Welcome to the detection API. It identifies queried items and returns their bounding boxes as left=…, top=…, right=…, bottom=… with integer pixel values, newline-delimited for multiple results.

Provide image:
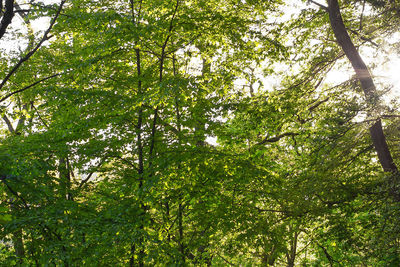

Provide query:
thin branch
left=343, top=144, right=374, bottom=169
left=14, top=1, right=29, bottom=19
left=116, top=156, right=139, bottom=172
left=308, top=97, right=330, bottom=112
left=359, top=0, right=366, bottom=31
left=0, top=73, right=61, bottom=104
left=257, top=132, right=299, bottom=145
left=78, top=172, right=94, bottom=189
left=149, top=108, right=159, bottom=159
left=215, top=252, right=235, bottom=266
left=14, top=103, right=28, bottom=133
left=164, top=33, right=201, bottom=57
left=308, top=0, right=328, bottom=11
left=254, top=206, right=287, bottom=213
left=0, top=176, right=29, bottom=209
left=78, top=158, right=107, bottom=188
left=317, top=243, right=338, bottom=266
left=349, top=29, right=379, bottom=47
left=286, top=52, right=345, bottom=93
left=381, top=114, right=400, bottom=119
left=158, top=0, right=179, bottom=81
left=31, top=103, right=49, bottom=128
left=158, top=117, right=179, bottom=136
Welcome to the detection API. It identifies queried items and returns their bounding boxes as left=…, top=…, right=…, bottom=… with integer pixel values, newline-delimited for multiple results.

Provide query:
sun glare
left=385, top=57, right=400, bottom=97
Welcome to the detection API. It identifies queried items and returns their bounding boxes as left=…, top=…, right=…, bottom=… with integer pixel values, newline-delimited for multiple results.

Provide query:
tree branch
left=78, top=158, right=107, bottom=188
left=359, top=0, right=366, bottom=31
left=349, top=29, right=378, bottom=47
left=317, top=243, right=336, bottom=267
left=14, top=1, right=29, bottom=19
left=0, top=73, right=61, bottom=104
left=1, top=176, right=29, bottom=209
left=2, top=114, right=14, bottom=132
left=31, top=103, right=49, bottom=128
left=308, top=0, right=328, bottom=11
left=0, top=0, right=66, bottom=91
left=257, top=132, right=299, bottom=145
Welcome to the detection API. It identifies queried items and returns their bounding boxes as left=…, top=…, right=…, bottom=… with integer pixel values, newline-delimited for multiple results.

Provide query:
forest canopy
left=0, top=0, right=400, bottom=266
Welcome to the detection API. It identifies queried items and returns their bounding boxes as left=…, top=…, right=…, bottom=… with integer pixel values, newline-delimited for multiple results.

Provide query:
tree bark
left=327, top=0, right=398, bottom=173
left=286, top=229, right=298, bottom=267
left=11, top=201, right=25, bottom=264
left=12, top=228, right=25, bottom=263
left=0, top=0, right=14, bottom=40
left=58, top=157, right=71, bottom=200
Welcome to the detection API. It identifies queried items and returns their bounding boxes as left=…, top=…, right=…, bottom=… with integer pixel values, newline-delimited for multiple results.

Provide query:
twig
left=0, top=73, right=61, bottom=104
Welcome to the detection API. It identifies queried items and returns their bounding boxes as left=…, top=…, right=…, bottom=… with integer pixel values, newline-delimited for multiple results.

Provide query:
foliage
left=0, top=0, right=399, bottom=266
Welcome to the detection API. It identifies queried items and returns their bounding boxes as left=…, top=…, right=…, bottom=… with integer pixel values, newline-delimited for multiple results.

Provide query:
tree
left=1, top=0, right=399, bottom=265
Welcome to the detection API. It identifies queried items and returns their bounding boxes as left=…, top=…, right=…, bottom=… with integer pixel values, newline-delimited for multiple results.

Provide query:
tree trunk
left=0, top=0, right=15, bottom=40
left=327, top=0, right=398, bottom=174
left=12, top=228, right=25, bottom=263
left=58, top=157, right=71, bottom=200
left=286, top=229, right=298, bottom=267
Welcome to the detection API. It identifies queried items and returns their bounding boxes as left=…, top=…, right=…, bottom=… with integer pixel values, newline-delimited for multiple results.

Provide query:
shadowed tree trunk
left=11, top=202, right=25, bottom=264
left=0, top=0, right=15, bottom=39
left=327, top=0, right=398, bottom=174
